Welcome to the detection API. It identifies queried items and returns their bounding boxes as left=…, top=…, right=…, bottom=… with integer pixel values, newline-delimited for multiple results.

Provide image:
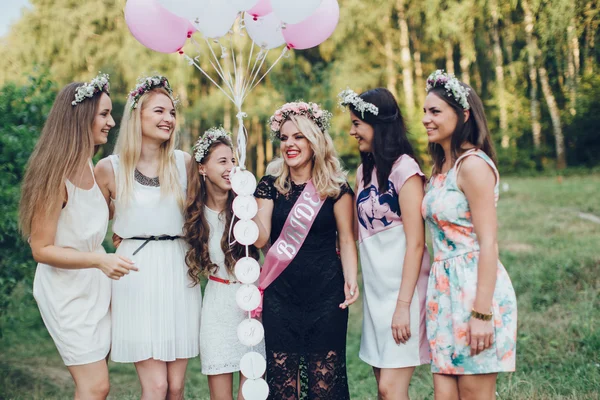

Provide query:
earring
left=202, top=174, right=206, bottom=182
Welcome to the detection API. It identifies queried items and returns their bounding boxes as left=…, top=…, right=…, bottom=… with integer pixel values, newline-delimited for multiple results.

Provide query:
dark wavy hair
left=183, top=137, right=255, bottom=285
left=427, top=82, right=496, bottom=175
left=350, top=87, right=419, bottom=191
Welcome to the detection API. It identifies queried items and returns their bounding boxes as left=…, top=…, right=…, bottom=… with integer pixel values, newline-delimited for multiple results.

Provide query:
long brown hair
left=427, top=83, right=497, bottom=175
left=183, top=137, right=252, bottom=285
left=19, top=82, right=107, bottom=237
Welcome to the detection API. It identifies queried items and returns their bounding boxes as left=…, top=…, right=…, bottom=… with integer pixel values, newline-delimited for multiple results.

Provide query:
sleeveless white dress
left=109, top=150, right=201, bottom=363
left=33, top=161, right=111, bottom=366
left=200, top=207, right=265, bottom=375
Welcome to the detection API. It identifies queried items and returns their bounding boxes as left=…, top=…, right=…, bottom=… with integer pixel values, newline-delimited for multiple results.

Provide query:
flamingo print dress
left=356, top=155, right=431, bottom=368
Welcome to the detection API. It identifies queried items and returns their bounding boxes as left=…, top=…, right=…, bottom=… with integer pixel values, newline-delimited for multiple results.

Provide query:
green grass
left=1, top=175, right=599, bottom=399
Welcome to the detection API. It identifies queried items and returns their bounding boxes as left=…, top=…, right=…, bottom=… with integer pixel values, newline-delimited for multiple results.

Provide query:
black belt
left=128, top=235, right=182, bottom=255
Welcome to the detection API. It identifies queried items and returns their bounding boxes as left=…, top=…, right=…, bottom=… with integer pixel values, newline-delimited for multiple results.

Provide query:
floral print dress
left=421, top=149, right=517, bottom=375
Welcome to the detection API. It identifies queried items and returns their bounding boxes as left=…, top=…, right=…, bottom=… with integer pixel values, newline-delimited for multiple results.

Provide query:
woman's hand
left=391, top=302, right=411, bottom=344
left=467, top=317, right=494, bottom=356
left=97, top=253, right=137, bottom=280
left=112, top=233, right=122, bottom=248
left=339, top=281, right=359, bottom=309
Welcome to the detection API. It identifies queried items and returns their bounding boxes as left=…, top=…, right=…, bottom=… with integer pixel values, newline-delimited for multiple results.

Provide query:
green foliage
left=565, top=74, right=600, bottom=167
left=0, top=72, right=57, bottom=334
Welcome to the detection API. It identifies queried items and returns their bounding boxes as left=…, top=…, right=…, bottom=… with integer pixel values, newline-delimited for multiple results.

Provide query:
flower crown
left=72, top=73, right=110, bottom=106
left=268, top=101, right=332, bottom=139
left=193, top=127, right=231, bottom=163
left=338, top=88, right=379, bottom=118
left=128, top=75, right=174, bottom=110
left=426, top=70, right=471, bottom=110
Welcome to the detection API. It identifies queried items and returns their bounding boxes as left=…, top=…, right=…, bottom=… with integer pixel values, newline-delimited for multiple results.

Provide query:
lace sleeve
left=334, top=182, right=354, bottom=202
left=254, top=175, right=276, bottom=200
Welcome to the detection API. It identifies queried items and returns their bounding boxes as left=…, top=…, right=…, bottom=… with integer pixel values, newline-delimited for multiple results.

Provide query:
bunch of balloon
left=229, top=167, right=268, bottom=400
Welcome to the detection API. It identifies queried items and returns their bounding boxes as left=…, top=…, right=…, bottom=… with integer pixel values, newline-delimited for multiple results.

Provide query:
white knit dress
left=109, top=150, right=201, bottom=363
left=33, top=161, right=111, bottom=366
left=200, top=206, right=265, bottom=375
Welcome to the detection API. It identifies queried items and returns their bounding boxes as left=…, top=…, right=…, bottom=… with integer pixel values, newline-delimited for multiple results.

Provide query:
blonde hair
left=19, top=82, right=102, bottom=237
left=268, top=115, right=346, bottom=199
left=113, top=88, right=184, bottom=208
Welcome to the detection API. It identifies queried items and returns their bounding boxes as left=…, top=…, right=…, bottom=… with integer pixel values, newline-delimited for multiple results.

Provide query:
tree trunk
left=490, top=0, right=509, bottom=148
left=383, top=13, right=398, bottom=99
left=265, top=134, right=274, bottom=164
left=410, top=30, right=425, bottom=108
left=445, top=42, right=455, bottom=75
left=539, top=67, right=566, bottom=169
left=396, top=0, right=415, bottom=118
left=177, top=83, right=191, bottom=152
left=583, top=1, right=595, bottom=75
left=224, top=101, right=232, bottom=132
left=459, top=41, right=471, bottom=85
left=255, top=116, right=265, bottom=177
left=522, top=0, right=542, bottom=149
left=567, top=22, right=577, bottom=115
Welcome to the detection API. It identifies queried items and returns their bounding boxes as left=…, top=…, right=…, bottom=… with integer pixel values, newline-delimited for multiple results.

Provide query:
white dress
left=109, top=150, right=201, bottom=363
left=200, top=206, right=265, bottom=375
left=33, top=161, right=111, bottom=366
left=356, top=156, right=431, bottom=368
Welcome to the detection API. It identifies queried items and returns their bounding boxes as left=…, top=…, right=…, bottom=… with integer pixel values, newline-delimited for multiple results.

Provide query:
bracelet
left=397, top=299, right=411, bottom=305
left=471, top=309, right=493, bottom=321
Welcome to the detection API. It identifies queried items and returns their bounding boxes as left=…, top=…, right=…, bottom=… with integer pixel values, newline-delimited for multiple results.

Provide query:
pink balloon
left=246, top=0, right=272, bottom=19
left=125, top=0, right=189, bottom=53
left=282, top=0, right=339, bottom=50
left=187, top=20, right=197, bottom=37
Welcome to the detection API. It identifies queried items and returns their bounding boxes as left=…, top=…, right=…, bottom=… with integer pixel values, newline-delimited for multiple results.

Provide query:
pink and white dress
left=357, top=155, right=430, bottom=368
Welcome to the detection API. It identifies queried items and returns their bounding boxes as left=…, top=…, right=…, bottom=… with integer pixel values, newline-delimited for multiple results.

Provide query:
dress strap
left=108, top=154, right=120, bottom=180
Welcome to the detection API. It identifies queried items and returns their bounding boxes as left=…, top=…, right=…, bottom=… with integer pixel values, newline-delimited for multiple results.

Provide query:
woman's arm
left=392, top=175, right=426, bottom=344
left=334, top=192, right=359, bottom=308
left=94, top=158, right=116, bottom=219
left=457, top=155, right=498, bottom=355
left=253, top=197, right=274, bottom=249
left=29, top=184, right=136, bottom=279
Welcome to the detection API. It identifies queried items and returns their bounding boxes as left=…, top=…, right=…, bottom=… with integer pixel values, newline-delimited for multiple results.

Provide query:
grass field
left=1, top=174, right=599, bottom=399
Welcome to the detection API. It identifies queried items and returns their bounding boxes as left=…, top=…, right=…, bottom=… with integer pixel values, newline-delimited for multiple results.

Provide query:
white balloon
left=271, top=0, right=322, bottom=24
left=190, top=0, right=239, bottom=38
left=234, top=257, right=261, bottom=284
left=236, top=284, right=261, bottom=311
left=229, top=0, right=260, bottom=11
left=233, top=220, right=259, bottom=246
left=233, top=195, right=258, bottom=220
left=230, top=169, right=257, bottom=196
left=155, top=0, right=198, bottom=19
left=242, top=378, right=269, bottom=400
left=240, top=352, right=267, bottom=379
left=243, top=12, right=285, bottom=50
left=237, top=319, right=264, bottom=347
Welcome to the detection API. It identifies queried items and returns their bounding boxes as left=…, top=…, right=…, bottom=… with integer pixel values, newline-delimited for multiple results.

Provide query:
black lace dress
left=255, top=176, right=353, bottom=400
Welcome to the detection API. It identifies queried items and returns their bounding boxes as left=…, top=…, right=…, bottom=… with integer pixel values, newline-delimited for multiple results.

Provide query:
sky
left=0, top=0, right=31, bottom=37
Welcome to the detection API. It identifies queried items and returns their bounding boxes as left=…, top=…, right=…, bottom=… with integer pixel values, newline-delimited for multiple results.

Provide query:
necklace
left=135, top=169, right=160, bottom=187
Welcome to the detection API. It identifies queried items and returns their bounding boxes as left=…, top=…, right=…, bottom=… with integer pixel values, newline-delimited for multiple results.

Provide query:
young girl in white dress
left=20, top=74, right=136, bottom=399
left=183, top=127, right=265, bottom=400
left=95, top=76, right=201, bottom=399
left=340, top=87, right=430, bottom=400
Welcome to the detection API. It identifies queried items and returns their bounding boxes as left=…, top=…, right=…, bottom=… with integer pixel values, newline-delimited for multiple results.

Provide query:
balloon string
left=246, top=46, right=288, bottom=98
left=183, top=54, right=235, bottom=103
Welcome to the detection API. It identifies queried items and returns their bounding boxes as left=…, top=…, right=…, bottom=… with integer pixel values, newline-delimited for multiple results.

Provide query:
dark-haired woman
left=340, top=88, right=430, bottom=400
left=421, top=70, right=517, bottom=399
left=183, top=128, right=264, bottom=400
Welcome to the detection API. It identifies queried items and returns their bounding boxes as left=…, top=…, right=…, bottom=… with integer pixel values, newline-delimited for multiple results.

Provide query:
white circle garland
left=230, top=166, right=269, bottom=400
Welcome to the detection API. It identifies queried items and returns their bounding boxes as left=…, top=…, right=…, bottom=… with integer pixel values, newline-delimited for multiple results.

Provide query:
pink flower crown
left=268, top=101, right=332, bottom=139
left=128, top=75, right=175, bottom=110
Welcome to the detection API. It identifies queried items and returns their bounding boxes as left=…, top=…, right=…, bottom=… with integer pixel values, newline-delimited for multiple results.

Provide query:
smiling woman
left=94, top=75, right=201, bottom=400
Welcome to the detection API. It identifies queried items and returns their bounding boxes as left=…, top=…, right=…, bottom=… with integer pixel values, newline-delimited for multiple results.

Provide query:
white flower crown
left=72, top=73, right=110, bottom=106
left=426, top=70, right=471, bottom=110
left=338, top=88, right=379, bottom=118
left=193, top=127, right=231, bottom=163
left=128, top=75, right=175, bottom=110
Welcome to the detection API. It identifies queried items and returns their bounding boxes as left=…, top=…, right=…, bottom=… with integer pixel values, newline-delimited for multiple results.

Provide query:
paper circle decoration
left=233, top=195, right=258, bottom=220
left=236, top=284, right=261, bottom=311
left=231, top=169, right=257, bottom=196
left=240, top=351, right=267, bottom=379
left=242, top=378, right=269, bottom=400
left=234, top=257, right=261, bottom=284
left=234, top=220, right=259, bottom=246
left=237, top=318, right=264, bottom=347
